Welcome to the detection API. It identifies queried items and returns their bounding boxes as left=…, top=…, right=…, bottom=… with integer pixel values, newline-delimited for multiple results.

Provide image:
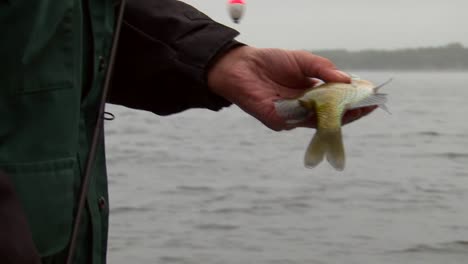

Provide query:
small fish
left=275, top=77, right=392, bottom=171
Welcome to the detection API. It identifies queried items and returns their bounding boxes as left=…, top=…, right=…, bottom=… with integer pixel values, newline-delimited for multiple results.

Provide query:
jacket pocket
left=20, top=0, right=75, bottom=94
left=0, top=158, right=77, bottom=257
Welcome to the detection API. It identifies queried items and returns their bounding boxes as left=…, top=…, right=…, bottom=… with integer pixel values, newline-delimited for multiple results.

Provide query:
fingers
left=321, top=69, right=351, bottom=84
left=342, top=109, right=363, bottom=125
left=293, top=51, right=351, bottom=83
left=360, top=105, right=378, bottom=116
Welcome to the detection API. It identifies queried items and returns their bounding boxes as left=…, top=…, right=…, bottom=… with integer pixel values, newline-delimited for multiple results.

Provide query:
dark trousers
left=0, top=170, right=41, bottom=264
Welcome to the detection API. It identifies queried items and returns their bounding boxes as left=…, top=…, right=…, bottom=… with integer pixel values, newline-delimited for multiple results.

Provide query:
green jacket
left=0, top=0, right=238, bottom=263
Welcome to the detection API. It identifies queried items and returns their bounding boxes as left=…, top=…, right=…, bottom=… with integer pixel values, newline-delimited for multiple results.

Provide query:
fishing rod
left=65, top=0, right=127, bottom=263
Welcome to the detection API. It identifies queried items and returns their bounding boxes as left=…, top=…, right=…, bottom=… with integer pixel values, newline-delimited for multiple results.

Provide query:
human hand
left=207, top=46, right=376, bottom=131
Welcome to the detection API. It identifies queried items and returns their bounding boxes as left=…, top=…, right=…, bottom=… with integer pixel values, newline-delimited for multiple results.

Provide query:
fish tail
left=305, top=128, right=345, bottom=171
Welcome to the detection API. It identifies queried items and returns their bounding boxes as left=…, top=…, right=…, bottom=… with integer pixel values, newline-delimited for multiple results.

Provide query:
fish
left=274, top=77, right=392, bottom=171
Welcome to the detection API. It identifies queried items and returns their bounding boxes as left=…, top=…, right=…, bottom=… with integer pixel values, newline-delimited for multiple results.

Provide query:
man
left=0, top=0, right=372, bottom=263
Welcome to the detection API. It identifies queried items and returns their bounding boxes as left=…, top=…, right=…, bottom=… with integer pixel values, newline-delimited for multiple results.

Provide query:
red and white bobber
left=228, top=0, right=246, bottom=24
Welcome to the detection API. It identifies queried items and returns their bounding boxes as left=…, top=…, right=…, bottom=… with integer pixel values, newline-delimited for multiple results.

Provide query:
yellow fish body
left=275, top=78, right=391, bottom=171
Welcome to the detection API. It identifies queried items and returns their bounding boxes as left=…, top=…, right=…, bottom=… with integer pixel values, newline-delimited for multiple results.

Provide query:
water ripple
left=159, top=256, right=189, bottom=264
left=391, top=241, right=468, bottom=254
left=110, top=206, right=151, bottom=215
left=176, top=185, right=215, bottom=193
left=195, top=223, right=240, bottom=231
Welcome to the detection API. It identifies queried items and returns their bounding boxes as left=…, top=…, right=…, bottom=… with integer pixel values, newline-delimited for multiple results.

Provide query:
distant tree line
left=312, top=43, right=468, bottom=71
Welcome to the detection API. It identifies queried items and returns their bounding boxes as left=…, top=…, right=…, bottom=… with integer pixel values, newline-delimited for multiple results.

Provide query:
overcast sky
left=181, top=0, right=468, bottom=50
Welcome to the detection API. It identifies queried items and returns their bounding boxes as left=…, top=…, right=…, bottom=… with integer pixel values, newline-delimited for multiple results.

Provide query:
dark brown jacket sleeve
left=0, top=171, right=41, bottom=264
left=109, top=0, right=241, bottom=115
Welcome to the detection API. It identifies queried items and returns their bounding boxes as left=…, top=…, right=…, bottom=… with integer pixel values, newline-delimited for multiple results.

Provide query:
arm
left=109, top=0, right=240, bottom=115
left=110, top=0, right=375, bottom=130
left=207, top=46, right=375, bottom=131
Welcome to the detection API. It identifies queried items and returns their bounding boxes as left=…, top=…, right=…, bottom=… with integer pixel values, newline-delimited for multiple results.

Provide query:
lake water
left=104, top=72, right=468, bottom=264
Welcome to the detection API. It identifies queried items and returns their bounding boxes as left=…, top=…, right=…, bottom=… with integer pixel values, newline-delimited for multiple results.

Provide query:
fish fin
left=274, top=99, right=309, bottom=122
left=348, top=93, right=388, bottom=109
left=378, top=103, right=392, bottom=114
left=348, top=93, right=391, bottom=114
left=304, top=128, right=345, bottom=171
left=373, top=78, right=393, bottom=92
left=371, top=78, right=393, bottom=113
left=350, top=73, right=362, bottom=80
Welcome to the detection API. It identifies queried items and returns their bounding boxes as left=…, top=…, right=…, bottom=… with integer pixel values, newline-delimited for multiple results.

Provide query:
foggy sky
left=181, top=0, right=468, bottom=50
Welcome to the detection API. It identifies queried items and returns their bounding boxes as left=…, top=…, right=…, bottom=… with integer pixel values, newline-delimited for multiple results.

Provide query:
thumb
left=293, top=51, right=351, bottom=83
left=320, top=68, right=351, bottom=83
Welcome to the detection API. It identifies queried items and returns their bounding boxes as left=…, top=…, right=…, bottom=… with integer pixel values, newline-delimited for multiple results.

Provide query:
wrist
left=207, top=45, right=254, bottom=96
